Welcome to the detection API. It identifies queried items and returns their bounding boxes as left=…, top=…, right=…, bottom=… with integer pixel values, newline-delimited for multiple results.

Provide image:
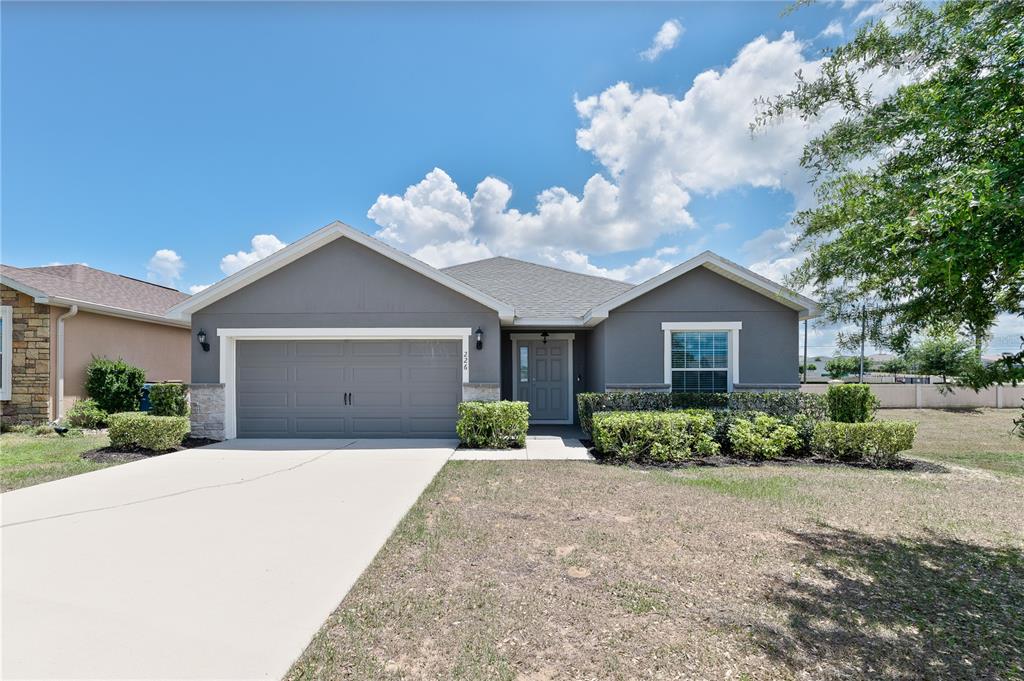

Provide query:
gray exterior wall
left=595, top=266, right=799, bottom=389
left=190, top=237, right=501, bottom=384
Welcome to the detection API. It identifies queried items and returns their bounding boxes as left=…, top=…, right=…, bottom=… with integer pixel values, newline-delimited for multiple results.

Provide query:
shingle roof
left=442, top=256, right=634, bottom=319
left=1, top=263, right=189, bottom=316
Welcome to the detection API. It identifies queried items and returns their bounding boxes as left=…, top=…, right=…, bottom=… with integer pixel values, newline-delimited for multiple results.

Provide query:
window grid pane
left=670, top=330, right=728, bottom=393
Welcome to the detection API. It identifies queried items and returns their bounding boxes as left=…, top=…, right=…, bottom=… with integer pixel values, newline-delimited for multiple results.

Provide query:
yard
left=290, top=408, right=1024, bottom=681
left=0, top=431, right=112, bottom=492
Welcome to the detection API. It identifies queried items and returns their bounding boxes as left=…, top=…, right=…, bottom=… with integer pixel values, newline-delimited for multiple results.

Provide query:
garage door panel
left=294, top=341, right=345, bottom=357
left=349, top=341, right=402, bottom=356
left=236, top=339, right=461, bottom=438
left=238, top=366, right=289, bottom=382
left=352, top=391, right=404, bottom=407
left=350, top=417, right=404, bottom=434
left=408, top=390, right=459, bottom=407
left=352, top=366, right=403, bottom=383
left=237, top=417, right=290, bottom=436
left=237, top=392, right=289, bottom=408
left=294, top=365, right=346, bottom=383
left=294, top=391, right=345, bottom=407
left=294, top=417, right=347, bottom=435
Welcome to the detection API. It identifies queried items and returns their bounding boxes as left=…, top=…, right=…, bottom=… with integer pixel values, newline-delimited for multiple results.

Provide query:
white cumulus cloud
left=188, top=283, right=211, bottom=294
left=819, top=20, right=844, bottom=38
left=640, top=19, right=684, bottom=62
left=146, top=249, right=184, bottom=285
left=367, top=31, right=831, bottom=282
left=220, top=234, right=287, bottom=275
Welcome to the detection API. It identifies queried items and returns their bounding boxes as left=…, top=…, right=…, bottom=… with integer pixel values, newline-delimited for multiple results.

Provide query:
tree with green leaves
left=879, top=357, right=908, bottom=378
left=826, top=356, right=860, bottom=379
left=756, top=0, right=1024, bottom=353
left=904, top=329, right=978, bottom=382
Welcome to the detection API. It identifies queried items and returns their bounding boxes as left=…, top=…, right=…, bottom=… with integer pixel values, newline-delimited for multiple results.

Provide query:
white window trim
left=661, top=322, right=741, bottom=392
left=216, top=327, right=473, bottom=439
left=1, top=306, right=12, bottom=401
left=510, top=333, right=575, bottom=425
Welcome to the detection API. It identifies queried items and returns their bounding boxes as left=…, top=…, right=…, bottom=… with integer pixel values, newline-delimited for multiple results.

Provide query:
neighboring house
left=0, top=264, right=191, bottom=424
left=168, top=222, right=817, bottom=439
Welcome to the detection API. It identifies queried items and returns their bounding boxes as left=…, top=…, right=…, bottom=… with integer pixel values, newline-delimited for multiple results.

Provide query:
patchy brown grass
left=879, top=407, right=1024, bottom=475
left=289, top=447, right=1023, bottom=680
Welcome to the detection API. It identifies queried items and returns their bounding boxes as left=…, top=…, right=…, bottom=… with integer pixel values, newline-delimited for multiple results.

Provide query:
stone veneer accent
left=1, top=285, right=52, bottom=425
left=462, top=382, right=500, bottom=402
left=189, top=383, right=225, bottom=440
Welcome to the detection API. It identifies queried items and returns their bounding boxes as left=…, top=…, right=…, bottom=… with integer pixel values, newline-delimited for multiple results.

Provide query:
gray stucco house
left=168, top=222, right=817, bottom=439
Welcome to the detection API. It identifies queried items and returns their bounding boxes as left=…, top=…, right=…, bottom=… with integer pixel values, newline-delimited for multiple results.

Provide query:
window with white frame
left=662, top=322, right=740, bottom=393
left=1, top=306, right=12, bottom=401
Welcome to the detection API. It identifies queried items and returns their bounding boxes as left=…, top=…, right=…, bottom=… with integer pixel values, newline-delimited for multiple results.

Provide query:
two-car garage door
left=235, top=339, right=462, bottom=438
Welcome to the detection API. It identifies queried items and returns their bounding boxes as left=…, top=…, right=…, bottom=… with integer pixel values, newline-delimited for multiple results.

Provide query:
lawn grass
left=289, top=410, right=1024, bottom=680
left=878, top=407, right=1024, bottom=475
left=1, top=432, right=111, bottom=491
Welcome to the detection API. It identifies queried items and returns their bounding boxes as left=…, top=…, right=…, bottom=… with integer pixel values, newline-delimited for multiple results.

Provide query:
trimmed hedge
left=65, top=398, right=108, bottom=429
left=578, top=390, right=827, bottom=440
left=825, top=384, right=879, bottom=423
left=728, top=413, right=799, bottom=459
left=108, top=412, right=190, bottom=452
left=591, top=410, right=719, bottom=464
left=149, top=383, right=189, bottom=417
left=456, top=401, right=529, bottom=449
left=811, top=420, right=917, bottom=468
left=85, top=357, right=146, bottom=413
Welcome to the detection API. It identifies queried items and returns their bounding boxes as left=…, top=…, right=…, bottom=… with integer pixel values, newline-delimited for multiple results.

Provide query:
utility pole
left=803, top=319, right=808, bottom=384
left=858, top=304, right=867, bottom=383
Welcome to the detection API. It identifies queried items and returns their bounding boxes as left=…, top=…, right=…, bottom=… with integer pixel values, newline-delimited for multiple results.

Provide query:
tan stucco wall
left=55, top=309, right=190, bottom=415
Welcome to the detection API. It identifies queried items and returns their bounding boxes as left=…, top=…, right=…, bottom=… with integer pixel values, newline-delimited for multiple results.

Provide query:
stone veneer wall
left=189, top=383, right=225, bottom=440
left=462, top=383, right=500, bottom=401
left=1, top=286, right=52, bottom=424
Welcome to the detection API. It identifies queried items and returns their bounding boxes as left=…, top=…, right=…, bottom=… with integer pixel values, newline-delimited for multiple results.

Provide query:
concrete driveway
left=2, top=439, right=455, bottom=680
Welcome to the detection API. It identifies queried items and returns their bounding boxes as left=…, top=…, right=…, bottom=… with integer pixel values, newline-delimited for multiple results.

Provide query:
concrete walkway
left=450, top=433, right=593, bottom=460
left=2, top=439, right=455, bottom=680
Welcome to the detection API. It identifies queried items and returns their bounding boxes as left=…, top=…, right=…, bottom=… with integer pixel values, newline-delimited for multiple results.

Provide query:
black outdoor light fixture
left=540, top=331, right=550, bottom=344
left=197, top=328, right=210, bottom=352
left=475, top=327, right=484, bottom=350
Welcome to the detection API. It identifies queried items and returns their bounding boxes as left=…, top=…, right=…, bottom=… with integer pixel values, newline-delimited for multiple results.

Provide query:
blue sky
left=4, top=1, right=1016, bottom=353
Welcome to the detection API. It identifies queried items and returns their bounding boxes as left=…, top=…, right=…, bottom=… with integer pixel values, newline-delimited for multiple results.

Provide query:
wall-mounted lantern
left=475, top=327, right=484, bottom=350
left=540, top=331, right=549, bottom=344
left=197, top=329, right=210, bottom=352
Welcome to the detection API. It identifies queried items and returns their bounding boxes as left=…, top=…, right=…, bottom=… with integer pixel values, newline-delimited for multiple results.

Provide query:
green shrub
left=456, top=401, right=529, bottom=449
left=581, top=387, right=827, bottom=436
left=591, top=410, right=719, bottom=464
left=107, top=412, right=189, bottom=451
left=85, top=358, right=146, bottom=413
left=149, top=383, right=189, bottom=417
left=65, top=399, right=108, bottom=429
left=728, top=413, right=799, bottom=459
left=811, top=420, right=917, bottom=468
left=825, top=384, right=879, bottom=423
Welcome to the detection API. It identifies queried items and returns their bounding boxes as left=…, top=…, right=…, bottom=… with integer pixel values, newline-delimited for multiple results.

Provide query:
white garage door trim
left=217, top=328, right=473, bottom=439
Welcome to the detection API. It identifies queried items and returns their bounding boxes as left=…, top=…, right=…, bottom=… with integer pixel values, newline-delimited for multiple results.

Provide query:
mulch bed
left=81, top=436, right=221, bottom=464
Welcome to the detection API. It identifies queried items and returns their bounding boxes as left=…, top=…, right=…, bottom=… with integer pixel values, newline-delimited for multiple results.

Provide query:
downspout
left=55, top=305, right=78, bottom=421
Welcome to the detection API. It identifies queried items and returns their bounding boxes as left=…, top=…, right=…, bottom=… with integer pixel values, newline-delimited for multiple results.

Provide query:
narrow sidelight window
left=519, top=345, right=529, bottom=382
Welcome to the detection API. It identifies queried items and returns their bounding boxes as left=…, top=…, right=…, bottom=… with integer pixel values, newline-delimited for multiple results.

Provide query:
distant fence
left=799, top=383, right=1024, bottom=409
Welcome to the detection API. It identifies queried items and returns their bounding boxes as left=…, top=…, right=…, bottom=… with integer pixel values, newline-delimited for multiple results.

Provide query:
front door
left=515, top=339, right=570, bottom=423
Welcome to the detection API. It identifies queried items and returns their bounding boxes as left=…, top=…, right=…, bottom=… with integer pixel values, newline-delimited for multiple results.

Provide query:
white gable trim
left=583, top=251, right=818, bottom=325
left=166, top=221, right=516, bottom=323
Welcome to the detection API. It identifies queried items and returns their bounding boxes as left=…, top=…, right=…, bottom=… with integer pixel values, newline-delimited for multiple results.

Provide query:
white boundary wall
left=799, top=383, right=1024, bottom=409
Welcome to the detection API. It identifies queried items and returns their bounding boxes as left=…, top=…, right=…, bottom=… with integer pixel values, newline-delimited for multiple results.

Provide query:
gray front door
left=516, top=339, right=570, bottom=422
left=235, top=339, right=461, bottom=438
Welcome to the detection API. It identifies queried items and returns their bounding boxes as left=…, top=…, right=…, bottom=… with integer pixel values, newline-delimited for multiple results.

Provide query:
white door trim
left=661, top=322, right=742, bottom=392
left=217, top=327, right=473, bottom=439
left=511, top=334, right=574, bottom=425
